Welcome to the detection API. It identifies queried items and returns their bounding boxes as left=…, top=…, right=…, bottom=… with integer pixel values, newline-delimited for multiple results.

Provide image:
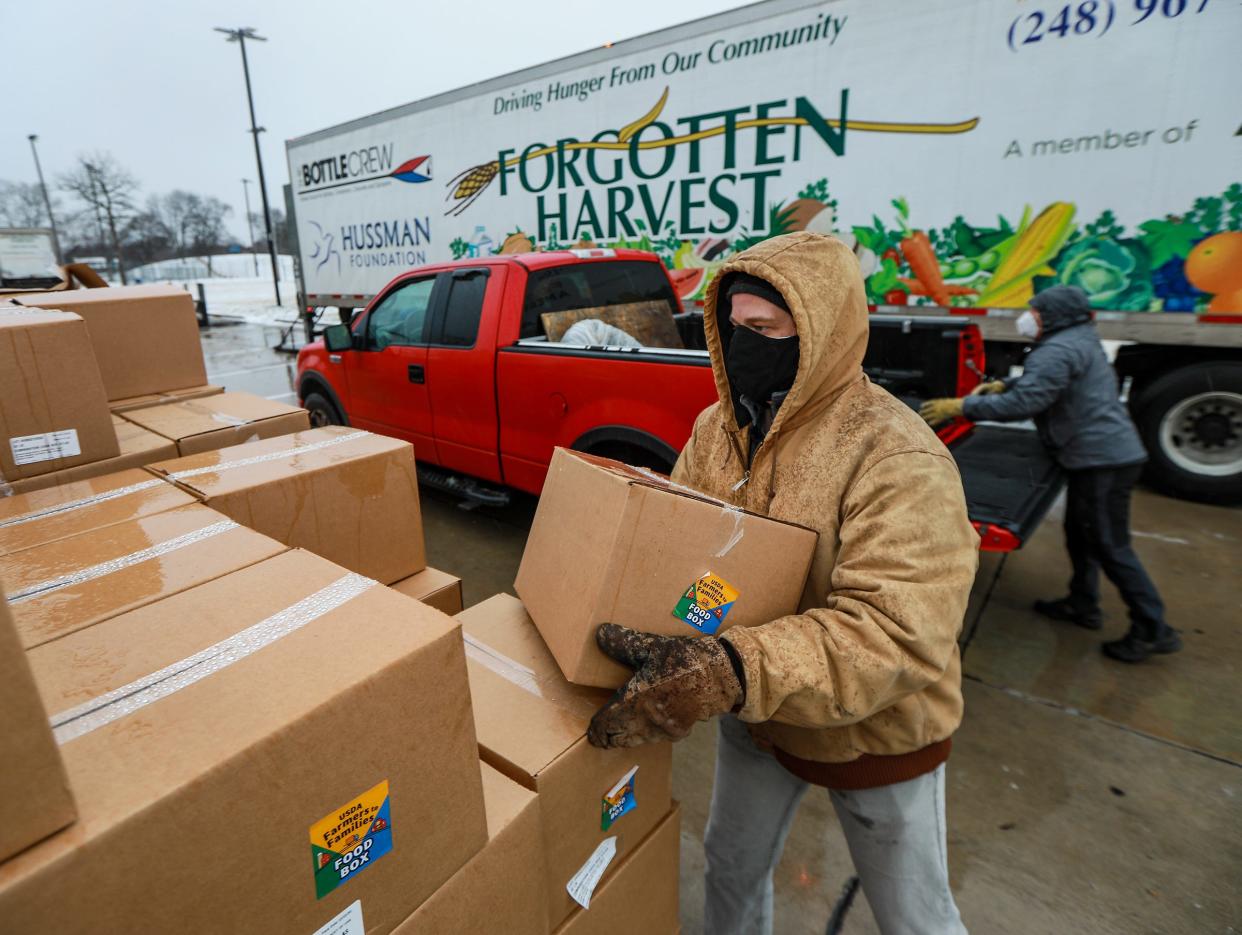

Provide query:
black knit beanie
left=724, top=273, right=789, bottom=313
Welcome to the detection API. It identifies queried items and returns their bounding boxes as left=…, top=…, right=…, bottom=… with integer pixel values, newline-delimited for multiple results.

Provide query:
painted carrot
left=899, top=231, right=977, bottom=306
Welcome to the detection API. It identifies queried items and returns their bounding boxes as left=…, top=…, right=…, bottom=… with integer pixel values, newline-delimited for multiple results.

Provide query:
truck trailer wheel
left=303, top=391, right=343, bottom=428
left=1133, top=362, right=1242, bottom=504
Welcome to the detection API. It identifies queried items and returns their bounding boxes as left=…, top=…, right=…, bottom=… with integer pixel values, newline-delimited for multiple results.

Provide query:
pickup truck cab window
left=521, top=260, right=679, bottom=338
left=368, top=276, right=436, bottom=349
left=436, top=269, right=490, bottom=348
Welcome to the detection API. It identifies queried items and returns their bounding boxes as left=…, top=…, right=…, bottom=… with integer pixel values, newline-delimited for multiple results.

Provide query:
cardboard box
left=107, top=383, right=223, bottom=414
left=0, top=468, right=195, bottom=556
left=149, top=426, right=426, bottom=584
left=393, top=762, right=548, bottom=935
left=459, top=593, right=673, bottom=928
left=118, top=391, right=311, bottom=456
left=389, top=566, right=463, bottom=616
left=0, top=588, right=75, bottom=863
left=1, top=415, right=179, bottom=496
left=552, top=805, right=681, bottom=935
left=1, top=502, right=286, bottom=649
left=11, top=284, right=207, bottom=400
left=0, top=309, right=118, bottom=482
left=3, top=548, right=487, bottom=934
left=516, top=448, right=819, bottom=688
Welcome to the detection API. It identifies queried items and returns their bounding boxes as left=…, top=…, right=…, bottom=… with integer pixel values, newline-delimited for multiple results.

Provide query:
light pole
left=27, top=134, right=62, bottom=264
left=215, top=26, right=281, bottom=307
left=83, top=161, right=108, bottom=271
left=240, top=178, right=259, bottom=276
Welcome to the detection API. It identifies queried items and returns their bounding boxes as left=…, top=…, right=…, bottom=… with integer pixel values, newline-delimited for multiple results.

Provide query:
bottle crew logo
left=673, top=572, right=739, bottom=635
left=299, top=144, right=433, bottom=193
left=309, top=780, right=394, bottom=898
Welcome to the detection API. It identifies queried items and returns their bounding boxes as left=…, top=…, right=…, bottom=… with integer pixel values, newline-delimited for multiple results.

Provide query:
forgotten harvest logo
left=443, top=87, right=978, bottom=243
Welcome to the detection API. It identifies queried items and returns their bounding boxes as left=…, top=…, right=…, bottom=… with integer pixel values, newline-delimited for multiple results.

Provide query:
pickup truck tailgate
left=949, top=424, right=1065, bottom=550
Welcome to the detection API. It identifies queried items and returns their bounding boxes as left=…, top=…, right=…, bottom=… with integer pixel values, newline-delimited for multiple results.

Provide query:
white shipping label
left=566, top=836, right=617, bottom=910
left=10, top=429, right=80, bottom=466
left=310, top=900, right=364, bottom=935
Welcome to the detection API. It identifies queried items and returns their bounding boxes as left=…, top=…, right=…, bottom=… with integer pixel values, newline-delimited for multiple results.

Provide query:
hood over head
left=704, top=232, right=869, bottom=442
left=1030, top=285, right=1093, bottom=336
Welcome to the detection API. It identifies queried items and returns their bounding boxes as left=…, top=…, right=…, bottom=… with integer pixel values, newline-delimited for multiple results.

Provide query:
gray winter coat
left=962, top=320, right=1147, bottom=471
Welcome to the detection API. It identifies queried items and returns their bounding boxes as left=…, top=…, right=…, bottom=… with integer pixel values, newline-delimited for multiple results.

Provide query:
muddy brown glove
left=919, top=397, right=965, bottom=426
left=587, top=624, right=744, bottom=749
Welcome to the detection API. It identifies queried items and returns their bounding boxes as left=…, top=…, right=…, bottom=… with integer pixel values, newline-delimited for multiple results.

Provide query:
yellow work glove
left=970, top=380, right=1007, bottom=396
left=920, top=398, right=965, bottom=426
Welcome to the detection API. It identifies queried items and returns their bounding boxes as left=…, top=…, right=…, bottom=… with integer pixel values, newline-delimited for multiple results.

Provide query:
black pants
left=1064, top=463, right=1167, bottom=636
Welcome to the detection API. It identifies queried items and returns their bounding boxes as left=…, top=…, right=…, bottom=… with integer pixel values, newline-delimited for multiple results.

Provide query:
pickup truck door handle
left=408, top=364, right=426, bottom=384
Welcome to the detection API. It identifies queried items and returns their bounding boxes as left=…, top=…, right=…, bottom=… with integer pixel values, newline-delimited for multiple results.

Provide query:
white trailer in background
left=0, top=229, right=61, bottom=291
left=285, top=0, right=1242, bottom=501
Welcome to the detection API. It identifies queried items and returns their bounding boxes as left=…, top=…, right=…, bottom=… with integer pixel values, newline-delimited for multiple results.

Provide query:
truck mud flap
left=950, top=424, right=1064, bottom=551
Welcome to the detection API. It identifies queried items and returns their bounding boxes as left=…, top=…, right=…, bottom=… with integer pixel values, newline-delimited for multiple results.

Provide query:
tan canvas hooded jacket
left=672, top=232, right=979, bottom=763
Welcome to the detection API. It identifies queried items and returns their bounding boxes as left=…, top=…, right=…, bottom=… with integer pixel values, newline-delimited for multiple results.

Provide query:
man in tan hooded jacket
left=588, top=232, right=978, bottom=934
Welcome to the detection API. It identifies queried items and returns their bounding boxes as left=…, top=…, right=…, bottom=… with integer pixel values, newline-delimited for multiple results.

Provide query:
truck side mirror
left=324, top=324, right=353, bottom=352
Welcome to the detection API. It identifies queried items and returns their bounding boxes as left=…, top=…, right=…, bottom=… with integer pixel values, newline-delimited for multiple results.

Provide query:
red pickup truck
left=296, top=249, right=1061, bottom=551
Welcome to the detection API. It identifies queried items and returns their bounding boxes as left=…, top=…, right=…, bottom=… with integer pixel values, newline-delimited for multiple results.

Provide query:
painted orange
left=1185, top=232, right=1242, bottom=302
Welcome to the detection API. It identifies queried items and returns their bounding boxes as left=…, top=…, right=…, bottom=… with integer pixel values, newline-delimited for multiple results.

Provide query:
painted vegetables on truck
left=494, top=180, right=1242, bottom=314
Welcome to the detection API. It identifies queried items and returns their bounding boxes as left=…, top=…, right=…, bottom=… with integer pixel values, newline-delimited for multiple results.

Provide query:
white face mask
left=1016, top=310, right=1042, bottom=340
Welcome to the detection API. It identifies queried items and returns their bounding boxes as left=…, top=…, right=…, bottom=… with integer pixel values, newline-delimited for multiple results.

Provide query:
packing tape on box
left=714, top=509, right=745, bottom=558
left=50, top=572, right=376, bottom=744
left=463, top=634, right=545, bottom=698
left=0, top=478, right=166, bottom=528
left=627, top=463, right=746, bottom=558
left=168, top=431, right=369, bottom=481
left=210, top=412, right=253, bottom=427
left=7, top=519, right=240, bottom=604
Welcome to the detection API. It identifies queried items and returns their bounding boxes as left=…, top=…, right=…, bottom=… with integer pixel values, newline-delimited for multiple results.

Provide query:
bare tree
left=154, top=190, right=200, bottom=260
left=189, top=196, right=232, bottom=275
left=59, top=153, right=138, bottom=284
left=247, top=208, right=287, bottom=253
left=0, top=180, right=58, bottom=228
left=123, top=207, right=173, bottom=268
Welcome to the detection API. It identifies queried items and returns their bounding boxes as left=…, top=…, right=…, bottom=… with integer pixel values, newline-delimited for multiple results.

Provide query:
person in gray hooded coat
left=921, top=285, right=1180, bottom=663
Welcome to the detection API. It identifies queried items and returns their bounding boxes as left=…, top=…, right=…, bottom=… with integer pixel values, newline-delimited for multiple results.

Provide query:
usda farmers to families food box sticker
left=673, top=572, right=739, bottom=635
left=601, top=766, right=639, bottom=831
left=310, top=780, right=393, bottom=898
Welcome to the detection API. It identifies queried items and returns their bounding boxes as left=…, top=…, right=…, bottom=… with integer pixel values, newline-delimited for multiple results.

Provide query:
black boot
left=1033, top=597, right=1103, bottom=630
left=1102, top=625, right=1182, bottom=663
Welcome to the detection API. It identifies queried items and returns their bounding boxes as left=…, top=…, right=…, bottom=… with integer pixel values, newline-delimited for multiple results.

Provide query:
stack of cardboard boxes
left=0, top=284, right=820, bottom=933
left=0, top=424, right=485, bottom=933
left=1, top=284, right=315, bottom=495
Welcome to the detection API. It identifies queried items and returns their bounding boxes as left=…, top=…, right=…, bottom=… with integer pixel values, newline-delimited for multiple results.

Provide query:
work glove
left=919, top=397, right=965, bottom=426
left=587, top=624, right=744, bottom=749
left=970, top=380, right=1007, bottom=396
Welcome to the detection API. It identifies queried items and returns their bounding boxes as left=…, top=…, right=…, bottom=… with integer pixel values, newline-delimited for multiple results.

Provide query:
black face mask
left=724, top=326, right=800, bottom=403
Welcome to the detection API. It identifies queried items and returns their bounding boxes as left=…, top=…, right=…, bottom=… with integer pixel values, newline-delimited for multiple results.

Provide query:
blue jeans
left=703, top=715, right=967, bottom=935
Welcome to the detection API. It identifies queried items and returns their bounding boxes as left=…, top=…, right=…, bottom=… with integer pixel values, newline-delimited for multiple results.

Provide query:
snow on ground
left=129, top=253, right=296, bottom=282
left=195, top=276, right=299, bottom=325
left=126, top=274, right=302, bottom=327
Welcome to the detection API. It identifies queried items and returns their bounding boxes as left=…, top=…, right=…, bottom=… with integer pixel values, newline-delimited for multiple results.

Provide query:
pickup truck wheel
left=583, top=442, right=674, bottom=475
left=303, top=391, right=343, bottom=428
left=1133, top=362, right=1242, bottom=505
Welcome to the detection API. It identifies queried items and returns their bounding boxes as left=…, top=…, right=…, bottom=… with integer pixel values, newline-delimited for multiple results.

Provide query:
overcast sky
left=4, top=0, right=744, bottom=242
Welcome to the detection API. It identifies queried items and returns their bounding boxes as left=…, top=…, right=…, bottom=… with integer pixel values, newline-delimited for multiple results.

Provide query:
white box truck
left=286, top=0, right=1242, bottom=501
